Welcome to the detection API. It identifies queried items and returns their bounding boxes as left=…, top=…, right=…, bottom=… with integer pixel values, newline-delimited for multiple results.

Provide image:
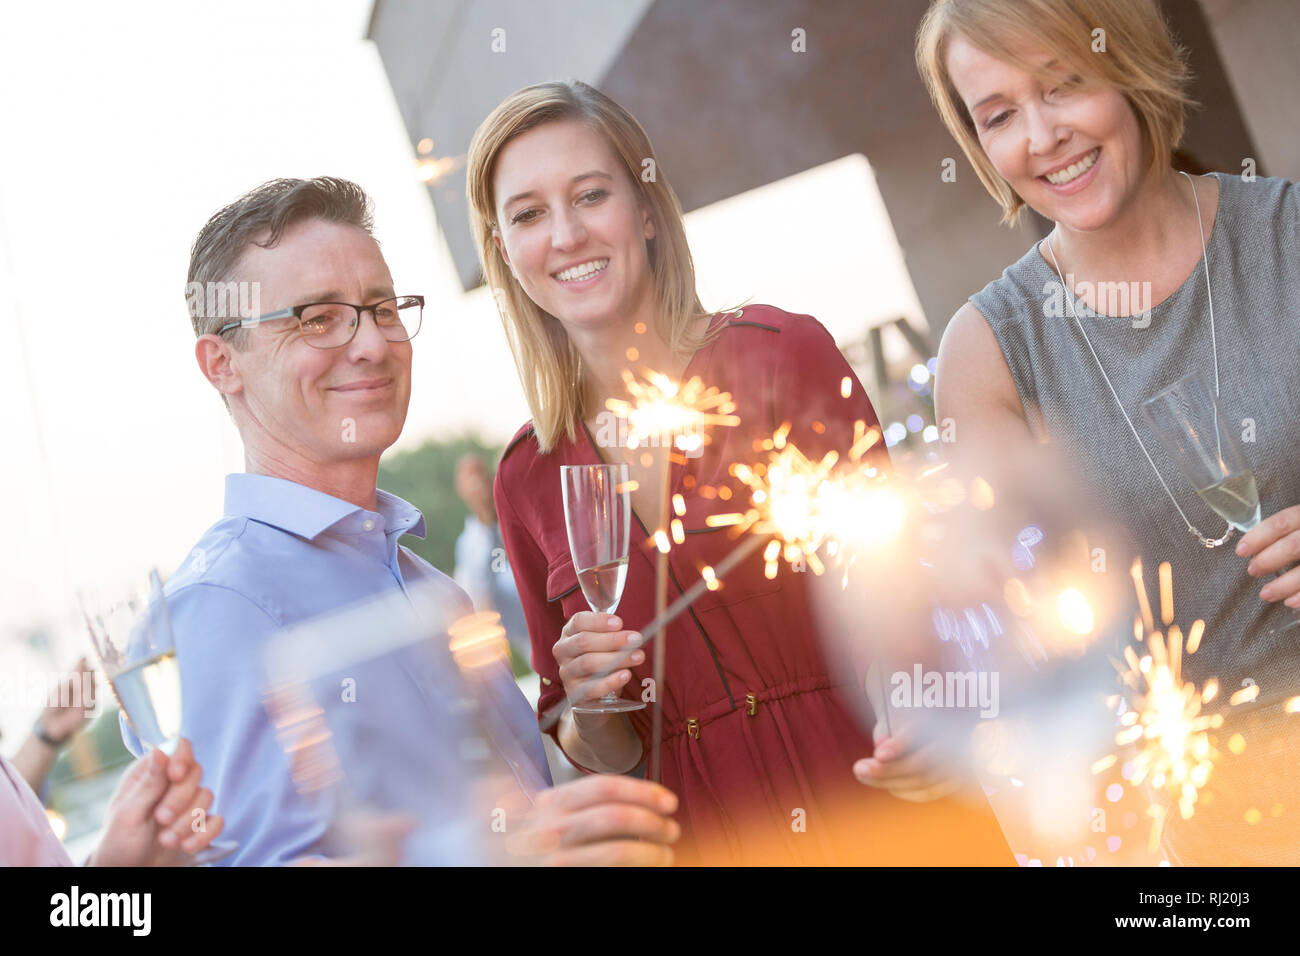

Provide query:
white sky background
left=0, top=0, right=923, bottom=743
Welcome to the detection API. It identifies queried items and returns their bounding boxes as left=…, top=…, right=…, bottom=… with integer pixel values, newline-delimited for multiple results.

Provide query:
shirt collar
left=376, top=488, right=427, bottom=540
left=224, top=474, right=426, bottom=541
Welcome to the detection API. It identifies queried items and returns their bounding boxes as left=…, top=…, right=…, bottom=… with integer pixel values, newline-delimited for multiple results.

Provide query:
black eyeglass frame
left=215, top=294, right=425, bottom=349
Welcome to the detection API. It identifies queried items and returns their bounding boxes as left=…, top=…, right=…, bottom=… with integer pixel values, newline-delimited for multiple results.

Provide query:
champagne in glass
left=84, top=569, right=238, bottom=864
left=1142, top=370, right=1260, bottom=532
left=561, top=464, right=646, bottom=715
left=1196, top=471, right=1260, bottom=532
left=85, top=570, right=183, bottom=754
left=576, top=557, right=630, bottom=615
left=108, top=649, right=182, bottom=751
left=1144, top=371, right=1299, bottom=638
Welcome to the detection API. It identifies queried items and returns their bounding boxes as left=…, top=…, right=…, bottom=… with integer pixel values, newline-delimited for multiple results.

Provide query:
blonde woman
left=919, top=0, right=1300, bottom=864
left=467, top=81, right=1012, bottom=864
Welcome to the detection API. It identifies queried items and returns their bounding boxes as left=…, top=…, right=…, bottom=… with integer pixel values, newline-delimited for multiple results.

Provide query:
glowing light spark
left=1118, top=635, right=1220, bottom=831
left=1130, top=558, right=1155, bottom=633
left=45, top=809, right=67, bottom=841
left=1057, top=588, right=1094, bottom=635
left=1158, top=561, right=1174, bottom=626
left=605, top=368, right=740, bottom=455
left=705, top=426, right=900, bottom=578
left=849, top=419, right=879, bottom=462
left=840, top=376, right=852, bottom=399
left=1091, top=754, right=1118, bottom=774
left=1229, top=684, right=1259, bottom=706
left=447, top=611, right=511, bottom=670
left=1100, top=562, right=1225, bottom=851
left=1285, top=695, right=1300, bottom=715
left=1003, top=578, right=1033, bottom=617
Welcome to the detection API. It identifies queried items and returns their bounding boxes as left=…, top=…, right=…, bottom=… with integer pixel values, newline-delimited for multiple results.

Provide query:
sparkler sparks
left=703, top=421, right=901, bottom=581
left=608, top=368, right=740, bottom=784
left=605, top=368, right=740, bottom=455
left=1099, top=559, right=1228, bottom=851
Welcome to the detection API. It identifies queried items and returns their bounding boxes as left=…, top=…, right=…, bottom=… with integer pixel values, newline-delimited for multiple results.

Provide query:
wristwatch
left=32, top=717, right=70, bottom=749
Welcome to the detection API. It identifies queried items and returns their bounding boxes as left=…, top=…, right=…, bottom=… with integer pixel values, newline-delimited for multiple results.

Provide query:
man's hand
left=505, top=775, right=679, bottom=866
left=89, top=738, right=225, bottom=866
left=1238, top=505, right=1300, bottom=606
left=853, top=722, right=968, bottom=803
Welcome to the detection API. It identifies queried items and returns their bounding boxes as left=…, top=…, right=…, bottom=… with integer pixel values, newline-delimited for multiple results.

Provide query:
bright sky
left=0, top=0, right=923, bottom=743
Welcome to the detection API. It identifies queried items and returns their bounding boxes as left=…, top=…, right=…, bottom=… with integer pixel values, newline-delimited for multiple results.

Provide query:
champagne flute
left=561, top=464, right=646, bottom=715
left=1142, top=371, right=1300, bottom=637
left=1142, top=370, right=1260, bottom=531
left=84, top=569, right=238, bottom=864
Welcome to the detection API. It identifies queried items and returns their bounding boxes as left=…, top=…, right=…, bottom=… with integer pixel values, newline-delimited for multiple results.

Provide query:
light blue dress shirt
left=120, top=473, right=551, bottom=865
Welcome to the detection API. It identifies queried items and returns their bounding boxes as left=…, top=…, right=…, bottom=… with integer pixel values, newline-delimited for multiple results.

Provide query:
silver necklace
left=1045, top=170, right=1233, bottom=549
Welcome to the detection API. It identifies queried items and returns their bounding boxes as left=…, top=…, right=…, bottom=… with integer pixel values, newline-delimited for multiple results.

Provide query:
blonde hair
left=467, top=81, right=713, bottom=454
left=916, top=0, right=1194, bottom=225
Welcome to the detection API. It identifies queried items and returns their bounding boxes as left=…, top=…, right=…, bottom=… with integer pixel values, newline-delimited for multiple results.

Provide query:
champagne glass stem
left=540, top=532, right=768, bottom=734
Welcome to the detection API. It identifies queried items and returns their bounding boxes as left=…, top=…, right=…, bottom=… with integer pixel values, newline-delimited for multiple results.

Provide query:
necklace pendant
left=1194, top=525, right=1235, bottom=548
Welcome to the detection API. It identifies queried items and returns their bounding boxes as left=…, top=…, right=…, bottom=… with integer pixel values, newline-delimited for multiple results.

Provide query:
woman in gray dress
left=917, top=0, right=1300, bottom=864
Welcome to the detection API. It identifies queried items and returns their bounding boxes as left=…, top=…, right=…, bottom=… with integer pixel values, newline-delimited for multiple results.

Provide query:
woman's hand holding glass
left=1238, top=507, right=1300, bottom=607
left=555, top=611, right=645, bottom=707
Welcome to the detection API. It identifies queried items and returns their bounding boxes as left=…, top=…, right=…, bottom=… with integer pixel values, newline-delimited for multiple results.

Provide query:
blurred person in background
left=453, top=452, right=531, bottom=663
left=10, top=657, right=96, bottom=796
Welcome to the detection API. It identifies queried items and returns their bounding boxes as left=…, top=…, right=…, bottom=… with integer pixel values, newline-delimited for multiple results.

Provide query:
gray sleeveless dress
left=971, top=172, right=1300, bottom=865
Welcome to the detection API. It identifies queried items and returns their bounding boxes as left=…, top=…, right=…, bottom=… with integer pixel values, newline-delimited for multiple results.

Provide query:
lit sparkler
left=1095, top=558, right=1230, bottom=852
left=605, top=368, right=739, bottom=458
left=703, top=420, right=901, bottom=580
left=539, top=420, right=902, bottom=744
left=606, top=368, right=739, bottom=783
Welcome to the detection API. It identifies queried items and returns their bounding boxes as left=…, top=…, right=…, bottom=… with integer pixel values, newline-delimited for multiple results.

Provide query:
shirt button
left=363, top=519, right=375, bottom=531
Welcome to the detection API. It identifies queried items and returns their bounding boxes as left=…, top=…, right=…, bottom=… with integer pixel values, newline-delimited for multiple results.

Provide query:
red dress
left=495, top=306, right=1012, bottom=864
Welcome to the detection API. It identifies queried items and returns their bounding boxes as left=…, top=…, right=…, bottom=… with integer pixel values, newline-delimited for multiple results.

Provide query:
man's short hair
left=186, top=177, right=375, bottom=347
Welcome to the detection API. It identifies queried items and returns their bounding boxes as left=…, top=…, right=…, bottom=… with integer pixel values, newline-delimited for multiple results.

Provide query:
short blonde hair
left=916, top=0, right=1194, bottom=225
left=467, top=81, right=713, bottom=454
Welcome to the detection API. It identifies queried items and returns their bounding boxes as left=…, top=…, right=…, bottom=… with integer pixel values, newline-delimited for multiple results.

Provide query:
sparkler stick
left=540, top=425, right=896, bottom=738
left=633, top=532, right=769, bottom=649
left=606, top=369, right=739, bottom=782
left=651, top=448, right=670, bottom=783
left=538, top=531, right=766, bottom=735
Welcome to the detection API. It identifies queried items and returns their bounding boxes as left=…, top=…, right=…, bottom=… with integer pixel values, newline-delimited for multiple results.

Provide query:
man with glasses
left=119, top=177, right=679, bottom=865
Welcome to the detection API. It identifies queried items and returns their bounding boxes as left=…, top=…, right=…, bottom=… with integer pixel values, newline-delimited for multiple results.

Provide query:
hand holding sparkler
left=605, top=368, right=739, bottom=782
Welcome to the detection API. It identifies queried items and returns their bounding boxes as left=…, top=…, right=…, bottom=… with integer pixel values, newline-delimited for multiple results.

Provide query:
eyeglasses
left=216, top=295, right=424, bottom=349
